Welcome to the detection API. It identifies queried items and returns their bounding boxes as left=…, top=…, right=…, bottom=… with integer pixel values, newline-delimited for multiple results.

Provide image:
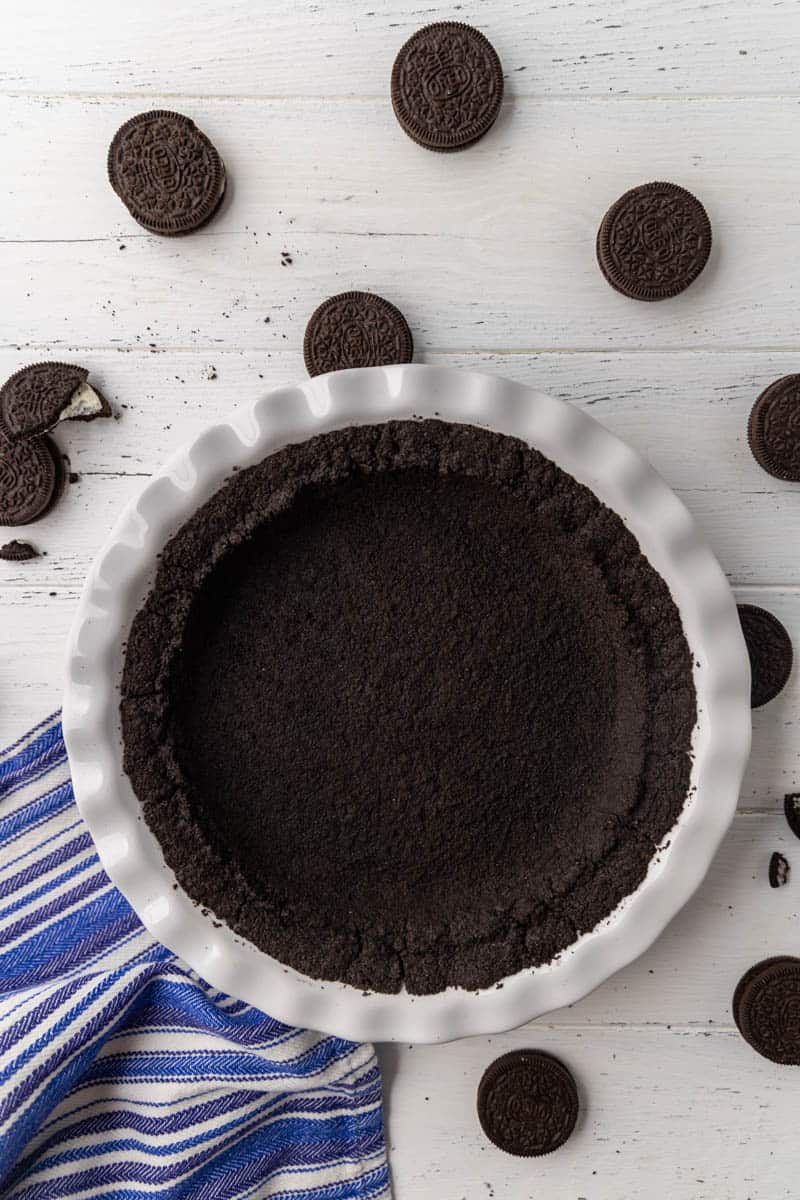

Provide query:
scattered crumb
left=69, top=472, right=80, bottom=484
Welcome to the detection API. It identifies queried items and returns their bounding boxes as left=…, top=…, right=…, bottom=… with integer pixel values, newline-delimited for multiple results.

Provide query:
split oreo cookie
left=747, top=375, right=800, bottom=482
left=303, top=291, right=413, bottom=377
left=1, top=362, right=110, bottom=439
left=597, top=181, right=712, bottom=301
left=108, top=110, right=226, bottom=236
left=736, top=958, right=800, bottom=1064
left=0, top=429, right=63, bottom=527
left=391, top=22, right=504, bottom=152
left=737, top=604, right=793, bottom=708
left=477, top=1050, right=578, bottom=1156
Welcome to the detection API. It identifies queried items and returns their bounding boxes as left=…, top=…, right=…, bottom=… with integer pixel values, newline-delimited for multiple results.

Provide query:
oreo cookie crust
left=121, top=420, right=696, bottom=994
left=737, top=604, right=793, bottom=708
left=747, top=375, right=800, bottom=482
left=108, top=110, right=226, bottom=236
left=737, top=958, right=800, bottom=1064
left=477, top=1051, right=579, bottom=1156
left=0, top=432, right=63, bottom=526
left=391, top=22, right=504, bottom=151
left=304, top=292, right=413, bottom=377
left=597, top=182, right=712, bottom=301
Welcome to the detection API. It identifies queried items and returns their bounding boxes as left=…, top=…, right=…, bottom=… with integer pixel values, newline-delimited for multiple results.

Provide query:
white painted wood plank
left=0, top=0, right=793, bottom=99
left=3, top=95, right=800, bottom=350
left=380, top=1021, right=800, bottom=1199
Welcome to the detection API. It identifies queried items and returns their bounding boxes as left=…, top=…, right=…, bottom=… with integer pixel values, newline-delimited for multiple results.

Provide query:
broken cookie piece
left=0, top=362, right=111, bottom=439
left=0, top=539, right=40, bottom=561
left=769, top=851, right=790, bottom=888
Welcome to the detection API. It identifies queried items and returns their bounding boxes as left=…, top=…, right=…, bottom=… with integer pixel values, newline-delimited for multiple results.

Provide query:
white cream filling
left=59, top=382, right=104, bottom=421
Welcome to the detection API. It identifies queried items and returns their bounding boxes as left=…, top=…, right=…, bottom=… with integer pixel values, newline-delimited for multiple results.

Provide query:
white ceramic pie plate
left=63, top=364, right=751, bottom=1044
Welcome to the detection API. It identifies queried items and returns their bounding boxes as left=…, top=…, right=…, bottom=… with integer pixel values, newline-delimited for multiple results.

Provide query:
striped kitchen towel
left=0, top=712, right=391, bottom=1199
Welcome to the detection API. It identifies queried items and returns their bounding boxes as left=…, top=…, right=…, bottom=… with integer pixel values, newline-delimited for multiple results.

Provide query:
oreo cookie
left=597, top=182, right=712, bottom=301
left=747, top=375, right=800, bottom=482
left=1, top=362, right=110, bottom=439
left=477, top=1050, right=578, bottom=1156
left=736, top=958, right=800, bottom=1064
left=0, top=539, right=39, bottom=561
left=784, top=793, right=800, bottom=841
left=737, top=604, right=793, bottom=708
left=303, top=291, right=413, bottom=377
left=391, top=22, right=504, bottom=152
left=108, top=110, right=226, bottom=236
left=732, top=957, right=798, bottom=1034
left=0, top=430, right=63, bottom=526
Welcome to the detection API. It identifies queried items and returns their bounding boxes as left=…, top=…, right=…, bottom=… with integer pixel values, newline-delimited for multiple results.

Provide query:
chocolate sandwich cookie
left=737, top=604, right=793, bottom=708
left=391, top=22, right=504, bottom=151
left=477, top=1050, right=578, bottom=1156
left=747, top=375, right=800, bottom=482
left=108, top=110, right=226, bottom=236
left=303, top=291, right=413, bottom=377
left=784, top=793, right=800, bottom=841
left=0, top=540, right=39, bottom=561
left=0, top=430, right=63, bottom=526
left=736, top=958, right=800, bottom=1064
left=597, top=182, right=712, bottom=301
left=0, top=362, right=110, bottom=440
left=733, top=957, right=799, bottom=1034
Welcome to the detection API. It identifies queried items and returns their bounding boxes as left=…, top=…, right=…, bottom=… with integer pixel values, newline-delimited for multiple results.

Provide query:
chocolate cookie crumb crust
left=121, top=420, right=696, bottom=994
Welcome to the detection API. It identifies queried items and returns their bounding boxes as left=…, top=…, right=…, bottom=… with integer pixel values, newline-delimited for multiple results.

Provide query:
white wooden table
left=1, top=3, right=799, bottom=1195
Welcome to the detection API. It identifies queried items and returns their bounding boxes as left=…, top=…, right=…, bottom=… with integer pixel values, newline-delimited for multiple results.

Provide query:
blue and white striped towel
left=0, top=713, right=390, bottom=1199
